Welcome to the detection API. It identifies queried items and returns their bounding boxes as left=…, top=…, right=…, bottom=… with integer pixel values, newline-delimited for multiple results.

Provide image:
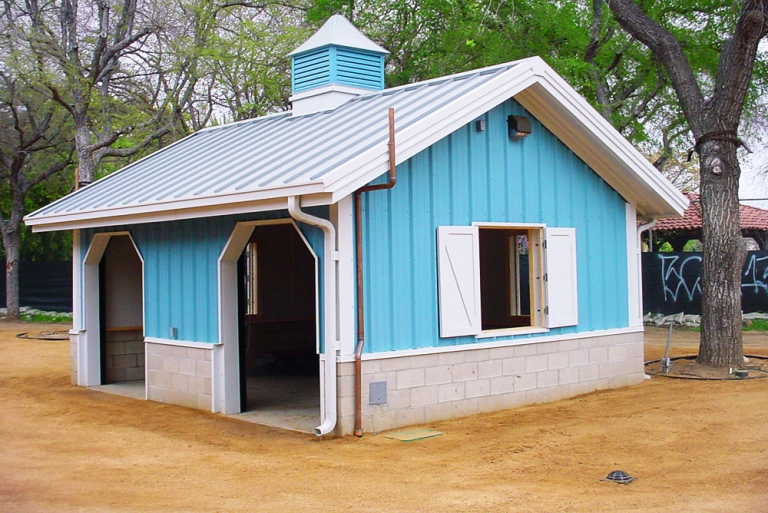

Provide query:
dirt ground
left=2, top=323, right=767, bottom=512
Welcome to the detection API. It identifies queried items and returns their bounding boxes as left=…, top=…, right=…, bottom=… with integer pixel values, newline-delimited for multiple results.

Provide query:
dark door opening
left=99, top=235, right=144, bottom=384
left=238, top=223, right=319, bottom=427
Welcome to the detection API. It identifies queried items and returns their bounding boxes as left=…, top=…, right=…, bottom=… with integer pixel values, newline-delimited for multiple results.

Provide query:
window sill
left=475, top=326, right=549, bottom=339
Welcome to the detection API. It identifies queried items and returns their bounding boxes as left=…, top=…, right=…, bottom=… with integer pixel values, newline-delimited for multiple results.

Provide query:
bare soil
left=2, top=323, right=767, bottom=512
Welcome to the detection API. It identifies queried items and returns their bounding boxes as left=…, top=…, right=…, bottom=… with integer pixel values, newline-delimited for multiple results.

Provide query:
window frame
left=437, top=222, right=578, bottom=339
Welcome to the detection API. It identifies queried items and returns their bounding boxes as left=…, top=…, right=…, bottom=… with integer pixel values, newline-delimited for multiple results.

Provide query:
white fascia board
left=28, top=190, right=334, bottom=232
left=326, top=61, right=541, bottom=201
left=519, top=60, right=688, bottom=218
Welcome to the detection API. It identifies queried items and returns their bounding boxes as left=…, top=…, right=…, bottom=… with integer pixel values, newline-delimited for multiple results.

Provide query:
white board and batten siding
left=437, top=225, right=578, bottom=338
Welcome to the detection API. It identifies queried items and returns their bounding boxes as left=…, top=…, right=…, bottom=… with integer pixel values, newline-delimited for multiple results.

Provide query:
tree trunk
left=2, top=225, right=21, bottom=320
left=697, top=138, right=746, bottom=367
left=75, top=125, right=97, bottom=184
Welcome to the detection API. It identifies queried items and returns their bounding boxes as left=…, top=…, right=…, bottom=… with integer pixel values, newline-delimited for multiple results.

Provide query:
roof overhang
left=26, top=188, right=334, bottom=232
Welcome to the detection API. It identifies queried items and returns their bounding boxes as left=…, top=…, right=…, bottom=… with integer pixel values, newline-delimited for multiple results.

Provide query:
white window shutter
left=437, top=226, right=482, bottom=337
left=544, top=227, right=578, bottom=328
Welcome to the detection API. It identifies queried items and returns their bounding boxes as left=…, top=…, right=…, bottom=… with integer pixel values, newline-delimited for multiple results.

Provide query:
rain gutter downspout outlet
left=287, top=196, right=339, bottom=436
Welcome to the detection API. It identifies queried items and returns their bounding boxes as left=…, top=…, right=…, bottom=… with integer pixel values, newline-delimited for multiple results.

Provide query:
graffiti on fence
left=658, top=254, right=702, bottom=302
left=742, top=253, right=768, bottom=293
left=643, top=251, right=768, bottom=315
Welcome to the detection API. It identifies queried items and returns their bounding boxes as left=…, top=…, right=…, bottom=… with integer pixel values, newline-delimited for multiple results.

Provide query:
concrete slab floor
left=87, top=375, right=320, bottom=434
left=90, top=381, right=146, bottom=400
left=231, top=375, right=320, bottom=434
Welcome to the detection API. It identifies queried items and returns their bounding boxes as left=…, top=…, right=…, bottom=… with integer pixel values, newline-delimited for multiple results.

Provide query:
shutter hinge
left=544, top=306, right=549, bottom=315
left=542, top=240, right=547, bottom=249
left=544, top=273, right=548, bottom=282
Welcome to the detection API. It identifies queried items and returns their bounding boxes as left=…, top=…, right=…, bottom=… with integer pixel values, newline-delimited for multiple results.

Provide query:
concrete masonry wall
left=336, top=331, right=644, bottom=435
left=146, top=342, right=212, bottom=411
left=103, top=329, right=144, bottom=383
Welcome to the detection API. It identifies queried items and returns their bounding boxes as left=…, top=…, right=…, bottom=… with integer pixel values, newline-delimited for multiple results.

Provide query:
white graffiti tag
left=742, top=254, right=768, bottom=293
left=659, top=254, right=702, bottom=302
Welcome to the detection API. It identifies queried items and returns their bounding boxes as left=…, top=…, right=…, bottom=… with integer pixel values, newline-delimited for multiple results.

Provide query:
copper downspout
left=353, top=107, right=397, bottom=437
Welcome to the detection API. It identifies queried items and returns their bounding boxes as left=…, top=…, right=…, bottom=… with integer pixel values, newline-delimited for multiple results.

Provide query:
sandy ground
left=1, top=323, right=767, bottom=512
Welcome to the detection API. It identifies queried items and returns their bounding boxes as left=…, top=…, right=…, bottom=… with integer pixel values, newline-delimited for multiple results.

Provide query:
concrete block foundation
left=146, top=341, right=213, bottom=411
left=336, top=331, right=644, bottom=435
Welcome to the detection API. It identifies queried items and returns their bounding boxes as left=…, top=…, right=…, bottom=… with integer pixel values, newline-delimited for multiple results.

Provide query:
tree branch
left=606, top=0, right=706, bottom=136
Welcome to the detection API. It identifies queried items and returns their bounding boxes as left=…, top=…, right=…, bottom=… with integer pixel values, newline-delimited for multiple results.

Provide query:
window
left=437, top=224, right=578, bottom=337
left=244, top=241, right=258, bottom=315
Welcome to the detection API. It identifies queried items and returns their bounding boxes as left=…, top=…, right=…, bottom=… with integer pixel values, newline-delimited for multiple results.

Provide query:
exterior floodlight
left=507, top=115, right=532, bottom=139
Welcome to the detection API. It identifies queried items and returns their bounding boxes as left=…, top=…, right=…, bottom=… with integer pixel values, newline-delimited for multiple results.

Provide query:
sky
left=739, top=143, right=768, bottom=207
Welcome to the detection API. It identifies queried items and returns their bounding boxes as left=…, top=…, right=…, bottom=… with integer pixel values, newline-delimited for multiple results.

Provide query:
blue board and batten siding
left=292, top=47, right=385, bottom=93
left=81, top=210, right=326, bottom=344
left=361, top=99, right=629, bottom=354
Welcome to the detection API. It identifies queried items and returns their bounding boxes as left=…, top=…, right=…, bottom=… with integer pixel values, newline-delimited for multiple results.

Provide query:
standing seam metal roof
left=28, top=65, right=512, bottom=219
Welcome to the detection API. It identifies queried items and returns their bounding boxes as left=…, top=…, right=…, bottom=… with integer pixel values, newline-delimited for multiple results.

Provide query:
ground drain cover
left=384, top=428, right=442, bottom=442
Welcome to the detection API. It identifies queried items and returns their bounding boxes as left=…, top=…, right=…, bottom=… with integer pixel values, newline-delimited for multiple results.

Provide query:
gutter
left=353, top=108, right=397, bottom=437
left=287, top=196, right=339, bottom=436
left=637, top=218, right=657, bottom=241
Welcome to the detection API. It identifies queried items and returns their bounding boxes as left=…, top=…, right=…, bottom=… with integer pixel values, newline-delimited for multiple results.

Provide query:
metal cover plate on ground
left=384, top=428, right=443, bottom=442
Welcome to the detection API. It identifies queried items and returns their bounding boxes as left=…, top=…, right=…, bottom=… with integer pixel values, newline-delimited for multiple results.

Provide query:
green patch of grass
left=21, top=312, right=72, bottom=323
left=743, top=318, right=768, bottom=331
left=7, top=307, right=73, bottom=324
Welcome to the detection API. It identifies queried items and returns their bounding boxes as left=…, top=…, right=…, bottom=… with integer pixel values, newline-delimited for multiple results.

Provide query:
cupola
left=288, top=15, right=389, bottom=116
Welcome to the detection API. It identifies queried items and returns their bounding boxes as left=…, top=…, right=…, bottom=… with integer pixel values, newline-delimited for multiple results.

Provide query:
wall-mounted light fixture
left=507, top=115, right=532, bottom=139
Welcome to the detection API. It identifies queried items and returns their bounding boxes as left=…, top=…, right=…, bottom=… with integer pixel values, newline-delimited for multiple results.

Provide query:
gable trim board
left=24, top=57, right=686, bottom=233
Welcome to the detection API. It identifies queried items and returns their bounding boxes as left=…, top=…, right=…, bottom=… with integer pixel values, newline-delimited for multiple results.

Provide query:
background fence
left=0, top=261, right=72, bottom=312
left=642, top=250, right=768, bottom=315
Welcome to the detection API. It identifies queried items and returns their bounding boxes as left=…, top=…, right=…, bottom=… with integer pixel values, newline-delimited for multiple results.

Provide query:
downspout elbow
left=288, top=196, right=338, bottom=437
left=637, top=218, right=657, bottom=237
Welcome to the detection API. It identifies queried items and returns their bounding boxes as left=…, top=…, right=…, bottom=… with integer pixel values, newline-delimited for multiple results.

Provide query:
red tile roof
left=653, top=192, right=768, bottom=231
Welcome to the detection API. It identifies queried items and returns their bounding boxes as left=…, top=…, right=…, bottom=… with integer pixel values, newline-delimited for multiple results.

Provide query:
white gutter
left=637, top=218, right=658, bottom=239
left=287, top=196, right=339, bottom=436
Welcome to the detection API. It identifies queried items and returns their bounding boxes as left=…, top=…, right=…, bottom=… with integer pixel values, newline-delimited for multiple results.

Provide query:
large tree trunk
left=605, top=0, right=768, bottom=369
left=2, top=224, right=21, bottom=320
left=698, top=139, right=746, bottom=367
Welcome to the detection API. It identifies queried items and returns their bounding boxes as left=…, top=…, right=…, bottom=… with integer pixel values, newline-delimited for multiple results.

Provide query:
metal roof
left=25, top=57, right=687, bottom=231
left=287, top=14, right=389, bottom=56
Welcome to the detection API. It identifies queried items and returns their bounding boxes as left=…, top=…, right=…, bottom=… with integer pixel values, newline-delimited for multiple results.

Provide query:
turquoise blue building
left=26, top=15, right=687, bottom=436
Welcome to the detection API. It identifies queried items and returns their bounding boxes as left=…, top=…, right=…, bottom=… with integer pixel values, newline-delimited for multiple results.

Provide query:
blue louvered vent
left=292, top=48, right=332, bottom=93
left=292, top=46, right=384, bottom=94
left=335, top=48, right=384, bottom=90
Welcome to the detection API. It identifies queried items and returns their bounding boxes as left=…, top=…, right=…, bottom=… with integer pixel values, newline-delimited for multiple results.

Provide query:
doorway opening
left=237, top=222, right=319, bottom=431
left=99, top=235, right=145, bottom=394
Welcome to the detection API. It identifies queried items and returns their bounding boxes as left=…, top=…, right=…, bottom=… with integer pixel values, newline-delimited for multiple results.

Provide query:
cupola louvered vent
left=288, top=15, right=388, bottom=115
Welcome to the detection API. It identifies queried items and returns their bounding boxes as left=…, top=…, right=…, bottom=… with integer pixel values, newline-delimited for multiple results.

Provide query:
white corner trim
left=338, top=326, right=643, bottom=363
left=626, top=202, right=643, bottom=327
left=144, top=336, right=220, bottom=349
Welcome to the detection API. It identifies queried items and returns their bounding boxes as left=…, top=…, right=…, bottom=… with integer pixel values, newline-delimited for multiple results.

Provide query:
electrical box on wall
left=369, top=381, right=387, bottom=405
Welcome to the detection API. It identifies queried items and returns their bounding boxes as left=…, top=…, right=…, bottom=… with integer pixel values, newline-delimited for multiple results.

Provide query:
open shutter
left=544, top=227, right=578, bottom=328
left=437, top=226, right=482, bottom=337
